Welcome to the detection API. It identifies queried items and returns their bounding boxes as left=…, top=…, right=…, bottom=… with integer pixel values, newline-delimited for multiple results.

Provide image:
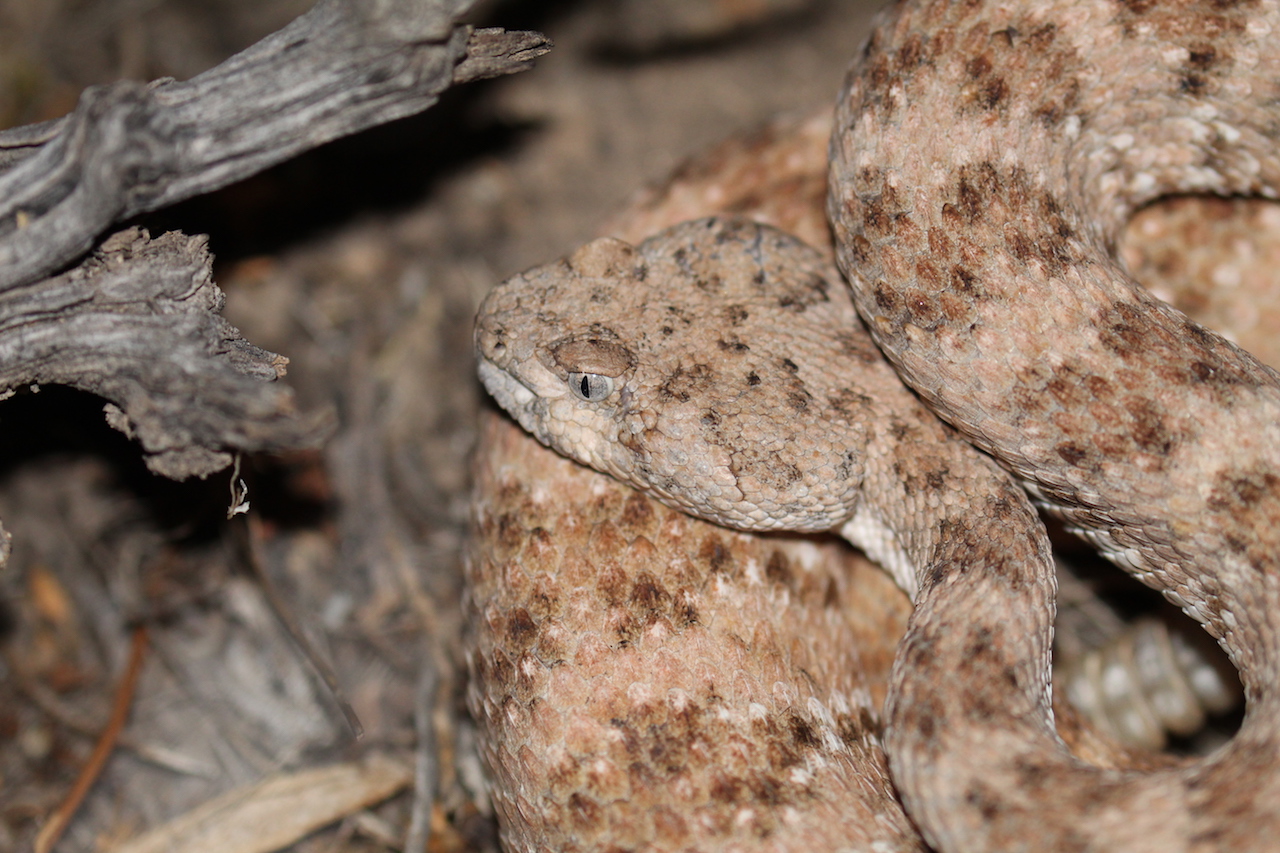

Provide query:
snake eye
left=567, top=372, right=614, bottom=402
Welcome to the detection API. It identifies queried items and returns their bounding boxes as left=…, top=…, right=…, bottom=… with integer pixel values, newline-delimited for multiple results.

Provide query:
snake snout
left=474, top=317, right=508, bottom=364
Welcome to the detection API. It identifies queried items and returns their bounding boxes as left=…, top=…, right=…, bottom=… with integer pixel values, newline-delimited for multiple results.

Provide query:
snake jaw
left=476, top=356, right=552, bottom=443
left=474, top=355, right=561, bottom=440
left=476, top=358, right=534, bottom=406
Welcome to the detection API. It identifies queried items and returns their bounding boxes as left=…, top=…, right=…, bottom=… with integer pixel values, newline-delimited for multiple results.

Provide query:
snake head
left=475, top=217, right=872, bottom=533
left=475, top=237, right=645, bottom=486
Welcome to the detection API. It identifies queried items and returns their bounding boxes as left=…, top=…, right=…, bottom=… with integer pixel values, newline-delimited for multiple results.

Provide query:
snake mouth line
left=477, top=357, right=536, bottom=407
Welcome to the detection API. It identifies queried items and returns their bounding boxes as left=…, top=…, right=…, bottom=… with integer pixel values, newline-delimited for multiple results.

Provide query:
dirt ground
left=0, top=1, right=903, bottom=850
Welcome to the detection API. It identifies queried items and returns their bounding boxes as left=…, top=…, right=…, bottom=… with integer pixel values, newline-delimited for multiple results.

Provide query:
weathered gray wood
left=0, top=0, right=549, bottom=291
left=454, top=27, right=556, bottom=84
left=0, top=0, right=547, bottom=488
left=7, top=227, right=330, bottom=479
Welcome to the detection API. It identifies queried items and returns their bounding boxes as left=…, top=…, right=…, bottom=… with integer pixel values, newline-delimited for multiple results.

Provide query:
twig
left=404, top=656, right=440, bottom=853
left=241, top=513, right=364, bottom=740
left=35, top=625, right=150, bottom=853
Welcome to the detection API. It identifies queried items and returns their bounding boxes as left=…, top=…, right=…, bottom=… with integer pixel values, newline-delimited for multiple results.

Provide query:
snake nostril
left=477, top=325, right=507, bottom=358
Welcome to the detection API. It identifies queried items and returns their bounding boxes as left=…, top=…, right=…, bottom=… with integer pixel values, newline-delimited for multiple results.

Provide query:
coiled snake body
left=829, top=0, right=1280, bottom=849
left=472, top=0, right=1280, bottom=849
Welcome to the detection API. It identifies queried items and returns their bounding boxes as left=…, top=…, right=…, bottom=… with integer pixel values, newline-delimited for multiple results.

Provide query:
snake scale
left=470, top=0, right=1280, bottom=850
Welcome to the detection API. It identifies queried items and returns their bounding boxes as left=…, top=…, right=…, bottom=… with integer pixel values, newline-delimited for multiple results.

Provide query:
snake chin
left=476, top=357, right=559, bottom=451
left=477, top=358, right=533, bottom=408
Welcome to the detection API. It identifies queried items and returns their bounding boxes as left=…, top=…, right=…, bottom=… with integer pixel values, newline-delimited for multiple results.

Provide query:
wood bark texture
left=0, top=0, right=547, bottom=490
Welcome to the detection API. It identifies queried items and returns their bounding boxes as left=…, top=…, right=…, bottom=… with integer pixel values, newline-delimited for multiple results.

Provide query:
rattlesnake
left=467, top=112, right=1200, bottom=853
left=470, top=0, right=1280, bottom=849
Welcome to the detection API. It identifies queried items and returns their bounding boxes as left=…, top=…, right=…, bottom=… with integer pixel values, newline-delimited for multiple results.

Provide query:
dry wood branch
left=454, top=27, right=557, bottom=83
left=0, top=0, right=549, bottom=290
left=0, top=0, right=548, bottom=484
left=7, top=226, right=331, bottom=479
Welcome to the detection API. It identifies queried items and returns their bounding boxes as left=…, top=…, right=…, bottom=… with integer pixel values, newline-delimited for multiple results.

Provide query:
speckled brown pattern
left=471, top=1, right=1280, bottom=843
left=610, top=107, right=1280, bottom=377
left=475, top=216, right=1067, bottom=851
left=607, top=106, right=1257, bottom=757
left=467, top=411, right=921, bottom=852
left=829, top=0, right=1280, bottom=849
left=464, top=109, right=1219, bottom=851
left=471, top=131, right=1279, bottom=853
